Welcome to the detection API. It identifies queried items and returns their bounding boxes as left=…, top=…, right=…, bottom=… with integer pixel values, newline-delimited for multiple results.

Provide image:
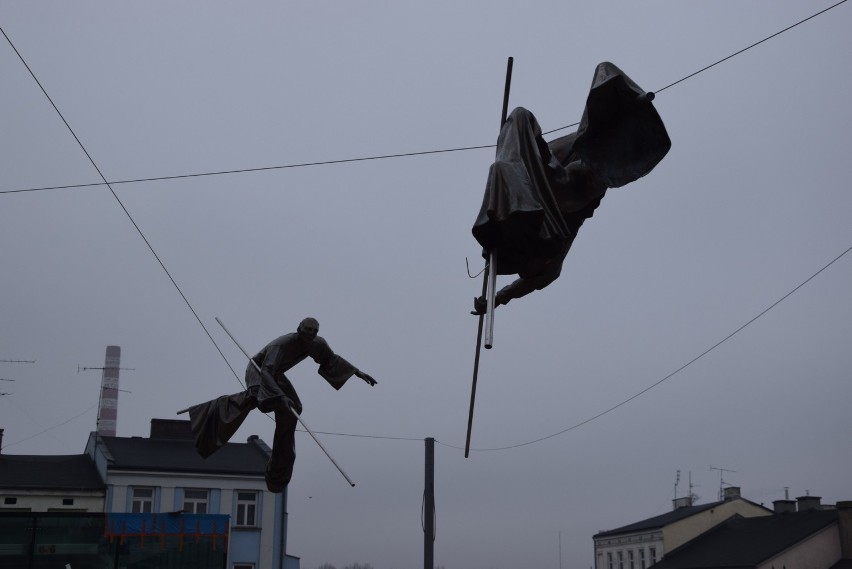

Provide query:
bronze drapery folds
left=472, top=62, right=671, bottom=311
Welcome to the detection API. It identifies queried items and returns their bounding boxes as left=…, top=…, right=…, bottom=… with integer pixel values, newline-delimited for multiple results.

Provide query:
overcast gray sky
left=2, top=2, right=851, bottom=568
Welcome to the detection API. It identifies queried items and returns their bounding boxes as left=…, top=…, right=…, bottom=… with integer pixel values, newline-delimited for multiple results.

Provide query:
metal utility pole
left=424, top=437, right=435, bottom=569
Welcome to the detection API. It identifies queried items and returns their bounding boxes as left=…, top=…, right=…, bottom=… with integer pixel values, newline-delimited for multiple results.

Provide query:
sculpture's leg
left=266, top=407, right=298, bottom=492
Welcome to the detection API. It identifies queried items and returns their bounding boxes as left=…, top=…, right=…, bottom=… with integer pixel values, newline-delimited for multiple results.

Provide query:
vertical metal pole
left=424, top=437, right=435, bottom=569
left=465, top=57, right=514, bottom=457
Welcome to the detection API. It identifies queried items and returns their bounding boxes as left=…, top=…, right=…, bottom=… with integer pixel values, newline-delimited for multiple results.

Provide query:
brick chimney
left=672, top=496, right=694, bottom=510
left=723, top=486, right=741, bottom=501
left=837, top=501, right=852, bottom=559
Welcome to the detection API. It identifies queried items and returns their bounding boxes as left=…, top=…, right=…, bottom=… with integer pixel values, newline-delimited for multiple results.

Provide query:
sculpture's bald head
left=297, top=317, right=319, bottom=342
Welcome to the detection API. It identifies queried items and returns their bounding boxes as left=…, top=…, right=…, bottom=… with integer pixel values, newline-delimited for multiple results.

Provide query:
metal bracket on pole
left=465, top=56, right=513, bottom=458
left=215, top=317, right=356, bottom=487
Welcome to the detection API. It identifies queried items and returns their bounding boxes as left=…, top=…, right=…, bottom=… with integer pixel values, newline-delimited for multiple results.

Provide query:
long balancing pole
left=465, top=56, right=513, bottom=457
left=483, top=56, right=513, bottom=349
left=215, top=317, right=356, bottom=487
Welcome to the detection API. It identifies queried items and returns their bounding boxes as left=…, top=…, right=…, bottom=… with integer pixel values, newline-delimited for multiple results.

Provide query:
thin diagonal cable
left=438, top=244, right=852, bottom=453
left=237, top=236, right=850, bottom=449
left=0, top=144, right=495, bottom=195
left=3, top=1, right=845, bottom=196
left=0, top=402, right=98, bottom=451
left=295, top=429, right=423, bottom=441
left=656, top=0, right=847, bottom=94
left=0, top=26, right=243, bottom=387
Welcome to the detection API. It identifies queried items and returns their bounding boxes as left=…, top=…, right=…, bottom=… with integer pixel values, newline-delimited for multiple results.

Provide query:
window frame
left=235, top=490, right=258, bottom=527
left=183, top=488, right=210, bottom=514
left=130, top=487, right=154, bottom=514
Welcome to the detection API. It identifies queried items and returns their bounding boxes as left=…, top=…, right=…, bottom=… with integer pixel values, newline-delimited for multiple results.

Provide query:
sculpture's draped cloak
left=472, top=62, right=671, bottom=277
left=186, top=334, right=357, bottom=460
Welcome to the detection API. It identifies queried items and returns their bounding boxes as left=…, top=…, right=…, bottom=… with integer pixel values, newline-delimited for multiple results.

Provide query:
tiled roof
left=651, top=509, right=839, bottom=568
left=0, top=454, right=104, bottom=490
left=97, top=435, right=269, bottom=476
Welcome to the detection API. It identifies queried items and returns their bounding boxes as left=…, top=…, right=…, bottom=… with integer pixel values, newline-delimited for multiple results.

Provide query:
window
left=639, top=548, right=646, bottom=569
left=607, top=552, right=613, bottom=569
left=4, top=497, right=17, bottom=505
left=628, top=550, right=634, bottom=569
left=618, top=551, right=624, bottom=569
left=649, top=547, right=657, bottom=564
left=236, top=491, right=258, bottom=527
left=183, top=489, right=209, bottom=514
left=62, top=498, right=74, bottom=506
left=131, top=487, right=154, bottom=513
left=233, top=564, right=255, bottom=569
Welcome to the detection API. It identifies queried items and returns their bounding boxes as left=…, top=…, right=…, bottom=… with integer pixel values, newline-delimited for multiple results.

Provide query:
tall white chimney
left=96, top=346, right=121, bottom=437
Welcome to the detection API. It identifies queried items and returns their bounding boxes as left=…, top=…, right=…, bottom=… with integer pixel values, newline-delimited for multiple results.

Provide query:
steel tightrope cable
left=0, top=25, right=244, bottom=389
left=1, top=1, right=846, bottom=196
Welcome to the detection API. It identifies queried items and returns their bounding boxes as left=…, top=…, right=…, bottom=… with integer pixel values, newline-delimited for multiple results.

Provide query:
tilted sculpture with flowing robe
left=472, top=62, right=672, bottom=313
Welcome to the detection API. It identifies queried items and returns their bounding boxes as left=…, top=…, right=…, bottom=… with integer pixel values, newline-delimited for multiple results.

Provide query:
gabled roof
left=595, top=498, right=773, bottom=538
left=96, top=435, right=270, bottom=477
left=0, top=454, right=104, bottom=490
left=596, top=501, right=727, bottom=537
left=651, top=509, right=839, bottom=569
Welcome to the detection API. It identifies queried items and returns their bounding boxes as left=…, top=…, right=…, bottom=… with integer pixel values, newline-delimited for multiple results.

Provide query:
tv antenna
left=674, top=470, right=681, bottom=499
left=709, top=465, right=737, bottom=500
left=77, top=364, right=135, bottom=373
left=1, top=359, right=34, bottom=383
left=78, top=364, right=134, bottom=393
left=675, top=470, right=700, bottom=505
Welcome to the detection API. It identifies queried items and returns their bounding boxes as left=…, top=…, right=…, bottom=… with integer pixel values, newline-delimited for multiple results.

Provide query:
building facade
left=650, top=498, right=852, bottom=569
left=86, top=418, right=293, bottom=569
left=0, top=420, right=297, bottom=569
left=593, top=487, right=773, bottom=569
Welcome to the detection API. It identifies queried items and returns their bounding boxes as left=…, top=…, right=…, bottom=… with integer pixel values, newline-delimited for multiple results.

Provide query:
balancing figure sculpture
left=471, top=62, right=672, bottom=314
left=183, top=317, right=377, bottom=492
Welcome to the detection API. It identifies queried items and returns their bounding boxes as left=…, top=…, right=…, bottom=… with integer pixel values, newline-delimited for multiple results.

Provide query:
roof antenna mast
left=709, top=465, right=737, bottom=500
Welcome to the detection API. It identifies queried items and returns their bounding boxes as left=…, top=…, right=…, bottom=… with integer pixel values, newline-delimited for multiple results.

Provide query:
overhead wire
left=1, top=0, right=846, bottom=196
left=1, top=1, right=848, bottom=452
left=438, top=244, right=852, bottom=452
left=293, top=242, right=852, bottom=451
left=0, top=26, right=245, bottom=389
left=0, top=401, right=98, bottom=452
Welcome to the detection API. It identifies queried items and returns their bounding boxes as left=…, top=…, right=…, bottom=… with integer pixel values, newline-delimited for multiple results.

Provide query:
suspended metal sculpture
left=179, top=317, right=377, bottom=491
left=466, top=61, right=672, bottom=456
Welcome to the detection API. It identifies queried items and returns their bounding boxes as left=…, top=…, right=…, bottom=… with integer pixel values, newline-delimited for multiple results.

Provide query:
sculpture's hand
left=355, top=369, right=378, bottom=386
left=471, top=296, right=486, bottom=316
